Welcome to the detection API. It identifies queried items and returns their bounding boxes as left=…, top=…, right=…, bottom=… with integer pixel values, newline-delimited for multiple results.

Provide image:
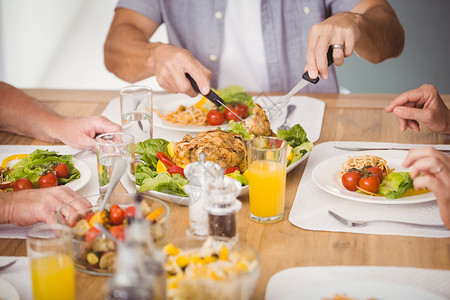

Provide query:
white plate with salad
left=152, top=86, right=254, bottom=132
left=135, top=123, right=313, bottom=206
left=312, top=150, right=436, bottom=204
left=141, top=151, right=310, bottom=206
left=0, top=150, right=91, bottom=192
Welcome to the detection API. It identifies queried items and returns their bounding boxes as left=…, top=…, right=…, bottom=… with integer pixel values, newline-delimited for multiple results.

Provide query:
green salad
left=136, top=124, right=313, bottom=197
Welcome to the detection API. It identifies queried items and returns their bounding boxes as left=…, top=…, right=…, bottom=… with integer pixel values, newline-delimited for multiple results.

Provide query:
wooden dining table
left=0, top=89, right=449, bottom=299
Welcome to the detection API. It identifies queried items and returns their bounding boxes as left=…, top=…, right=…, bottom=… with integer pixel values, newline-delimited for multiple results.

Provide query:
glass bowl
left=162, top=236, right=260, bottom=300
left=57, top=193, right=169, bottom=276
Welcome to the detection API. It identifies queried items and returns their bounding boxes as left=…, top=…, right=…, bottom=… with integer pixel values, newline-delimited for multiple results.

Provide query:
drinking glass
left=26, top=223, right=75, bottom=300
left=95, top=132, right=135, bottom=195
left=247, top=137, right=288, bottom=223
left=120, top=85, right=153, bottom=144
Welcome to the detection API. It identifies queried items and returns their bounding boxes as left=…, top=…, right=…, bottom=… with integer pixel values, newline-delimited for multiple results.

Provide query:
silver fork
left=328, top=210, right=447, bottom=229
left=277, top=105, right=296, bottom=131
left=0, top=259, right=17, bottom=271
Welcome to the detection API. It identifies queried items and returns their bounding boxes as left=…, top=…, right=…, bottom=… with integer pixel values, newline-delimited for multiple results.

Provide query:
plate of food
left=152, top=85, right=254, bottom=132
left=0, top=278, right=20, bottom=300
left=312, top=150, right=435, bottom=204
left=280, top=280, right=445, bottom=300
left=135, top=104, right=313, bottom=206
left=0, top=149, right=91, bottom=192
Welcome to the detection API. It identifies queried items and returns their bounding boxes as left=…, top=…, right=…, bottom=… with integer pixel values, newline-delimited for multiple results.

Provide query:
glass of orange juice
left=26, top=223, right=75, bottom=300
left=247, top=137, right=288, bottom=223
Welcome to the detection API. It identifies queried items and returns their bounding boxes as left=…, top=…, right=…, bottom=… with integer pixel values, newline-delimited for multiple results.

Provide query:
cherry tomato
left=38, top=172, right=58, bottom=188
left=359, top=174, right=380, bottom=194
left=12, top=178, right=34, bottom=191
left=110, top=206, right=124, bottom=225
left=167, top=165, right=185, bottom=177
left=366, top=166, right=383, bottom=183
left=224, top=166, right=240, bottom=175
left=224, top=106, right=241, bottom=122
left=206, top=109, right=225, bottom=126
left=124, top=206, right=136, bottom=218
left=109, top=225, right=125, bottom=241
left=53, top=162, right=69, bottom=178
left=342, top=171, right=362, bottom=191
left=235, top=104, right=249, bottom=118
left=85, top=227, right=100, bottom=243
left=156, top=151, right=174, bottom=168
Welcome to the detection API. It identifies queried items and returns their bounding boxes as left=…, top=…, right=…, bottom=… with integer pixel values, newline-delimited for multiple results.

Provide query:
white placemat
left=289, top=141, right=450, bottom=238
left=0, top=256, right=32, bottom=300
left=101, top=94, right=325, bottom=143
left=0, top=145, right=99, bottom=239
left=265, top=266, right=450, bottom=300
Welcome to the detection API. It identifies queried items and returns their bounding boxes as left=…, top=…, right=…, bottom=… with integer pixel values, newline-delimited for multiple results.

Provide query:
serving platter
left=142, top=151, right=310, bottom=206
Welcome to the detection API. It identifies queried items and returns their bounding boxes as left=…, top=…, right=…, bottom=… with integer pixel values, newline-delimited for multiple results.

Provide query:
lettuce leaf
left=276, top=124, right=309, bottom=148
left=227, top=120, right=254, bottom=141
left=218, top=85, right=254, bottom=112
left=138, top=172, right=188, bottom=197
left=379, top=172, right=413, bottom=199
left=7, top=149, right=80, bottom=187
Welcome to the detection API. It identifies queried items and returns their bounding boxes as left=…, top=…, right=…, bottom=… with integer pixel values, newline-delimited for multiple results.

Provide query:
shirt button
left=303, top=6, right=310, bottom=14
left=215, top=11, right=223, bottom=19
left=209, top=54, right=218, bottom=62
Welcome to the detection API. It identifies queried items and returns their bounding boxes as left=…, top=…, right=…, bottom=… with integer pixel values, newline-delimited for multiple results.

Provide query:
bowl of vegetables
left=162, top=236, right=260, bottom=300
left=57, top=193, right=169, bottom=276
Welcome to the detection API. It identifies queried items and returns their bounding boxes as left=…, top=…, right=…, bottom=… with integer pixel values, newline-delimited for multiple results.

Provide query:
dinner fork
left=0, top=259, right=17, bottom=271
left=277, top=105, right=296, bottom=131
left=328, top=210, right=447, bottom=229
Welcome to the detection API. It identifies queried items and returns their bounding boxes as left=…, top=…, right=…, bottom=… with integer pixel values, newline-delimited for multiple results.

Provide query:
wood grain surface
left=1, top=89, right=449, bottom=300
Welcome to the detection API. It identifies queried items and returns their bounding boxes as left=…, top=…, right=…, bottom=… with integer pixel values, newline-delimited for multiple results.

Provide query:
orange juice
left=247, top=160, right=286, bottom=222
left=31, top=254, right=75, bottom=300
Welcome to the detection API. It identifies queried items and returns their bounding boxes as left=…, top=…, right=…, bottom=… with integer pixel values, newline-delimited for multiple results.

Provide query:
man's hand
left=152, top=43, right=212, bottom=97
left=385, top=84, right=450, bottom=134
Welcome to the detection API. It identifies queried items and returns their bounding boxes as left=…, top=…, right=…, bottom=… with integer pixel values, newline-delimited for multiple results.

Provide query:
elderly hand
left=305, top=12, right=361, bottom=80
left=385, top=84, right=450, bottom=134
left=2, top=186, right=92, bottom=226
left=402, top=147, right=450, bottom=228
left=54, top=116, right=122, bottom=150
left=153, top=43, right=212, bottom=97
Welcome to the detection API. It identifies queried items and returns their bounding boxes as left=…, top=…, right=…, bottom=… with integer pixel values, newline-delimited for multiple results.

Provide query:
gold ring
left=332, top=44, right=344, bottom=50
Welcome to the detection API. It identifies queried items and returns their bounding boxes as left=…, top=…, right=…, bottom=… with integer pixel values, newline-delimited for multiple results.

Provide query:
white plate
left=142, top=151, right=310, bottom=206
left=280, top=280, right=445, bottom=300
left=0, top=152, right=91, bottom=192
left=153, top=93, right=250, bottom=132
left=312, top=150, right=436, bottom=204
left=0, top=277, right=20, bottom=300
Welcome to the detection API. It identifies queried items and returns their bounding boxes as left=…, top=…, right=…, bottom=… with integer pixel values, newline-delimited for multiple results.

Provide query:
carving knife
left=185, top=73, right=243, bottom=122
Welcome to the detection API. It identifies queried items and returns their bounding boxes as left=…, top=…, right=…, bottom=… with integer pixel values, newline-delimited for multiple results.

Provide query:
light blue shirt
left=117, top=0, right=361, bottom=93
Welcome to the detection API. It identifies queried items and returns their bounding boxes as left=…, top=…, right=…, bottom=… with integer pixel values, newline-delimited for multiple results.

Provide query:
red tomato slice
left=167, top=165, right=185, bottom=177
left=224, top=166, right=240, bottom=175
left=156, top=151, right=174, bottom=168
left=85, top=227, right=100, bottom=243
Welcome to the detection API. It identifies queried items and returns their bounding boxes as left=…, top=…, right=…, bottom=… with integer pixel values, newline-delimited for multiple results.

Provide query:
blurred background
left=0, top=0, right=449, bottom=94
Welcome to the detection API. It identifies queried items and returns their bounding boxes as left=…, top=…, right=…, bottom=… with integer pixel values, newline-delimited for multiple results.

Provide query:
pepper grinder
left=184, top=153, right=222, bottom=237
left=204, top=173, right=242, bottom=239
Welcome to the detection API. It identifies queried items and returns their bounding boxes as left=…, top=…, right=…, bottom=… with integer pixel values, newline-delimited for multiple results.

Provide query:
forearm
left=0, top=193, right=13, bottom=224
left=351, top=0, right=404, bottom=63
left=0, top=82, right=62, bottom=142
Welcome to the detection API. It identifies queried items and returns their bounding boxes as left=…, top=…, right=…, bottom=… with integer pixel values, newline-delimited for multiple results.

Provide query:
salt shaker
left=204, top=174, right=242, bottom=239
left=184, top=153, right=222, bottom=237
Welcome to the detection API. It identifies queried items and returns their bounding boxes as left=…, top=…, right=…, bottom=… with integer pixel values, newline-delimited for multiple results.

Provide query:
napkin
left=0, top=145, right=99, bottom=239
left=101, top=94, right=325, bottom=143
left=288, top=141, right=450, bottom=238
left=0, top=256, right=32, bottom=300
left=265, top=266, right=450, bottom=300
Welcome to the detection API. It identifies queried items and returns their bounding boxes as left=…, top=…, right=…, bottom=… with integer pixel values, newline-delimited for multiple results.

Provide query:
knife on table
left=185, top=73, right=244, bottom=122
left=266, top=45, right=335, bottom=119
